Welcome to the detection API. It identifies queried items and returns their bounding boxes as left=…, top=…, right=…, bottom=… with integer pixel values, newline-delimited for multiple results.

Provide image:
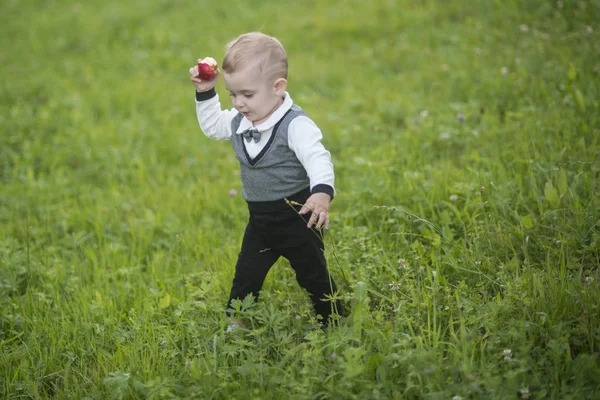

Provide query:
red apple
left=197, top=57, right=218, bottom=80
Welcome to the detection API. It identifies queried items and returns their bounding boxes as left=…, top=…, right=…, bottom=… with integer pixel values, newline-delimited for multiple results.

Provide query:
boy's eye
left=245, top=94, right=254, bottom=98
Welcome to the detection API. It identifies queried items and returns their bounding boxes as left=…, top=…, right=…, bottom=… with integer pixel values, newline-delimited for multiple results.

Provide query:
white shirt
left=195, top=92, right=335, bottom=193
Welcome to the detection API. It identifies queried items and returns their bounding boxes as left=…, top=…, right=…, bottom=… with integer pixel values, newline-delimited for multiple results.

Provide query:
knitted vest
left=231, top=105, right=310, bottom=201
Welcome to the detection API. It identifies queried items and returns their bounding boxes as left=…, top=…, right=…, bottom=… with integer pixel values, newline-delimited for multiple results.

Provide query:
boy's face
left=223, top=67, right=287, bottom=126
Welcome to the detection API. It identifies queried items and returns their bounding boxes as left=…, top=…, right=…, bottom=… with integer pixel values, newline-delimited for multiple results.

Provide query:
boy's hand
left=189, top=58, right=219, bottom=93
left=299, top=193, right=332, bottom=229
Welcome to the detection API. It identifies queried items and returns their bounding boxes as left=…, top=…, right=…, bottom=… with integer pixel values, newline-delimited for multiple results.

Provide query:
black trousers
left=227, top=192, right=342, bottom=324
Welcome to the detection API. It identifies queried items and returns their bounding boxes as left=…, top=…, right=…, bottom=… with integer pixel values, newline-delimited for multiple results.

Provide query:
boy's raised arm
left=190, top=58, right=238, bottom=140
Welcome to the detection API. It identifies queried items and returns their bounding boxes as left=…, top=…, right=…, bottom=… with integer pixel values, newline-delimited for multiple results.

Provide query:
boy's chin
left=247, top=114, right=266, bottom=124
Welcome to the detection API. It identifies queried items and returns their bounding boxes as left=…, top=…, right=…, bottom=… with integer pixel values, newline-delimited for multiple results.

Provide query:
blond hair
left=222, top=32, right=288, bottom=81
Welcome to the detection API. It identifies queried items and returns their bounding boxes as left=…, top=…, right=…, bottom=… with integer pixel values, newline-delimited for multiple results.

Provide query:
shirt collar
left=235, top=92, right=293, bottom=134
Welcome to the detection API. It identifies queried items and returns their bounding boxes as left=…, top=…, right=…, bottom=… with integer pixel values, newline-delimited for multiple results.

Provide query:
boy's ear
left=273, top=78, right=287, bottom=94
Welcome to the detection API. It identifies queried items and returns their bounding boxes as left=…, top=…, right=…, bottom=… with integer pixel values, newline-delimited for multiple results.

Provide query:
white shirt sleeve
left=195, top=93, right=239, bottom=140
left=287, top=116, right=335, bottom=193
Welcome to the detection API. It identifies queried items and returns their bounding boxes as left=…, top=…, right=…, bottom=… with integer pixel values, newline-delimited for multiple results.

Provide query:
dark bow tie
left=241, top=128, right=261, bottom=143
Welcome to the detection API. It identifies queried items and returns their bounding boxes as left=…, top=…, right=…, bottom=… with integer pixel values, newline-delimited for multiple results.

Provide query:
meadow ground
left=1, top=0, right=599, bottom=398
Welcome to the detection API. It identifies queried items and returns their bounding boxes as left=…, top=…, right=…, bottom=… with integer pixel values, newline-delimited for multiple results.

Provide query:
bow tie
left=241, top=128, right=261, bottom=143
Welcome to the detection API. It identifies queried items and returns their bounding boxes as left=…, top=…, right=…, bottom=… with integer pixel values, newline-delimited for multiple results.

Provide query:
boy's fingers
left=299, top=204, right=310, bottom=215
left=322, top=213, right=329, bottom=229
left=310, top=211, right=329, bottom=229
left=323, top=214, right=330, bottom=230
left=316, top=214, right=325, bottom=229
left=307, top=211, right=318, bottom=228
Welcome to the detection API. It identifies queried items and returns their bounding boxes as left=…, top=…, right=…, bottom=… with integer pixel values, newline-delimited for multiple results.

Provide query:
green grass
left=1, top=0, right=599, bottom=398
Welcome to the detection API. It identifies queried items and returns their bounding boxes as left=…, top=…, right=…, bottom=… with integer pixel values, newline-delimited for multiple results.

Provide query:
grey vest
left=231, top=105, right=310, bottom=201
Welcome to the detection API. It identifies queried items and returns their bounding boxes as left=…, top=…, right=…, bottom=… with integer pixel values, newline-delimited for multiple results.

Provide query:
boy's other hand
left=299, top=193, right=332, bottom=229
left=190, top=58, right=219, bottom=92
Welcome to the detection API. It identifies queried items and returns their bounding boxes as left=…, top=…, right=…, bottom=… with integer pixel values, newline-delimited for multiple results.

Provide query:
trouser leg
left=227, top=218, right=279, bottom=315
left=279, top=214, right=343, bottom=324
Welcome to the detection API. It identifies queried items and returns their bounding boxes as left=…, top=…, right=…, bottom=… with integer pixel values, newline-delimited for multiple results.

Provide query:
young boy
left=189, top=32, right=342, bottom=329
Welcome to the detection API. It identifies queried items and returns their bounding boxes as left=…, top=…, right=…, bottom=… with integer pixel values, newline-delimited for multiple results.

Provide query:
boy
left=189, top=32, right=342, bottom=329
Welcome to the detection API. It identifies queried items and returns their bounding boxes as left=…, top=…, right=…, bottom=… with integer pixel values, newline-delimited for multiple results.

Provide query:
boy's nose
left=234, top=98, right=245, bottom=108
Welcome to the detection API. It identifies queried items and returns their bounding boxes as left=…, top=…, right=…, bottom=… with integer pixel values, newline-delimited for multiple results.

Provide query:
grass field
left=1, top=0, right=599, bottom=398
